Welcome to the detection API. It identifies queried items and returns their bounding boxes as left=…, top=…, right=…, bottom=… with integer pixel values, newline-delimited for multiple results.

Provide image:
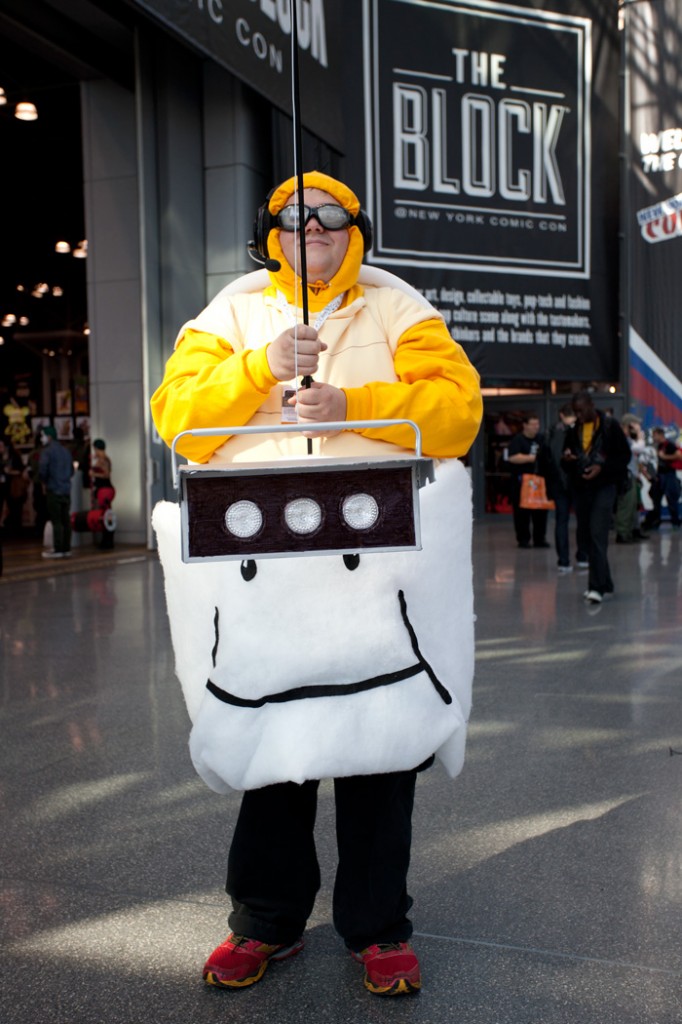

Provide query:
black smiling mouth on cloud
left=205, top=589, right=452, bottom=708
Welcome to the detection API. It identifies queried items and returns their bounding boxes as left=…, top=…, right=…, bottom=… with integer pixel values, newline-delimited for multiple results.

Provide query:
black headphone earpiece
left=353, top=209, right=373, bottom=255
left=251, top=189, right=279, bottom=262
left=249, top=190, right=374, bottom=262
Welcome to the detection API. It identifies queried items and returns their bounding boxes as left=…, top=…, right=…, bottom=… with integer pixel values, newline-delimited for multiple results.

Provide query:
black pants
left=553, top=488, right=571, bottom=566
left=46, top=491, right=71, bottom=553
left=226, top=770, right=417, bottom=952
left=573, top=483, right=616, bottom=595
left=510, top=477, right=547, bottom=546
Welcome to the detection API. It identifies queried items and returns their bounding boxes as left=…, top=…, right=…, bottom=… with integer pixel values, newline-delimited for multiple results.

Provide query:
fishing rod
left=290, top=0, right=314, bottom=454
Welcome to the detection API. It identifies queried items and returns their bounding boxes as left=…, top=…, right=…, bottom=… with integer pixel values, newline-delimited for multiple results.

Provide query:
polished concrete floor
left=1, top=518, right=681, bottom=1023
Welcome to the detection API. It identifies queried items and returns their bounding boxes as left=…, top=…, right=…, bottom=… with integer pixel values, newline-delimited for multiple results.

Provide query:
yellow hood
left=265, top=171, right=364, bottom=313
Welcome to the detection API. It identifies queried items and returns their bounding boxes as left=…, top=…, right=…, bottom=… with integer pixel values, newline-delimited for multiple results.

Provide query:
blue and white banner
left=626, top=0, right=682, bottom=428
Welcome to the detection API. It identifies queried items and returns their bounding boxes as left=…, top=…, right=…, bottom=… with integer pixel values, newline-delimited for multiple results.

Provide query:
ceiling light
left=2, top=314, right=16, bottom=326
left=19, top=316, right=29, bottom=326
left=72, top=240, right=88, bottom=258
left=55, top=241, right=71, bottom=253
left=15, top=100, right=38, bottom=121
left=0, top=88, right=6, bottom=107
left=52, top=286, right=63, bottom=297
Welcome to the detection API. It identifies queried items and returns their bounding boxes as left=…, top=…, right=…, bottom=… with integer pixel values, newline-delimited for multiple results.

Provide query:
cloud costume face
left=153, top=459, right=474, bottom=792
left=151, top=171, right=481, bottom=794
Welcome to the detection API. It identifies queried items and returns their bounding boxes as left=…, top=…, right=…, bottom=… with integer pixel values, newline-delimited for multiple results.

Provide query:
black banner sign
left=345, top=0, right=620, bottom=381
left=132, top=0, right=342, bottom=150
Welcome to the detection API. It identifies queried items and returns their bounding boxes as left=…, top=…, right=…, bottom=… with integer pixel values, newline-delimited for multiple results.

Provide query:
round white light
left=284, top=497, right=322, bottom=535
left=225, top=500, right=263, bottom=539
left=15, top=101, right=38, bottom=121
left=342, top=493, right=380, bottom=531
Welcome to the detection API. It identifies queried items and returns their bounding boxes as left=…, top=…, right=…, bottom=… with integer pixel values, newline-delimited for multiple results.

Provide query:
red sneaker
left=351, top=942, right=421, bottom=995
left=203, top=932, right=304, bottom=989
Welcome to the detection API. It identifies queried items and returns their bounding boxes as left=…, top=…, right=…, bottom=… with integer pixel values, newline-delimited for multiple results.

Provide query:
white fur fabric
left=152, top=459, right=474, bottom=792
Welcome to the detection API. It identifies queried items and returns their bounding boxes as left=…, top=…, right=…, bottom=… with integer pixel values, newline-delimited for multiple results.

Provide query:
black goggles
left=277, top=203, right=354, bottom=232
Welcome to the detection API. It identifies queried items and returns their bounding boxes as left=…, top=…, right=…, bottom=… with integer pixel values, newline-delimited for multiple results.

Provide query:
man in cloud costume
left=151, top=172, right=482, bottom=996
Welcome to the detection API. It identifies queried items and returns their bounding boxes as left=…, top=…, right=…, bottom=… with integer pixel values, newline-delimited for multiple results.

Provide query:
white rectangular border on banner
left=363, top=0, right=592, bottom=278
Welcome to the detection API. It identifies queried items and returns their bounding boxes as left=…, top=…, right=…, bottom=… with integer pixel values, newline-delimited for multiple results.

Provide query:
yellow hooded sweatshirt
left=151, top=171, right=482, bottom=464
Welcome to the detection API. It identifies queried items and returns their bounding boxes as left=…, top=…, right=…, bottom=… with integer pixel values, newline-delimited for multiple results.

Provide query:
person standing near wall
left=38, top=426, right=73, bottom=559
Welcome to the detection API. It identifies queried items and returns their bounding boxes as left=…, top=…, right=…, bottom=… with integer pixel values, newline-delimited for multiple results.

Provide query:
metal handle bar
left=171, top=419, right=423, bottom=488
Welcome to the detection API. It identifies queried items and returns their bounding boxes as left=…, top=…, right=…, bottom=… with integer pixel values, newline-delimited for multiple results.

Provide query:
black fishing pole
left=290, top=0, right=314, bottom=455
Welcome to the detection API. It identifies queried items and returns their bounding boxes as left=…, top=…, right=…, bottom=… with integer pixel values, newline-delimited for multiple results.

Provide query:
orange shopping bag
left=519, top=473, right=555, bottom=510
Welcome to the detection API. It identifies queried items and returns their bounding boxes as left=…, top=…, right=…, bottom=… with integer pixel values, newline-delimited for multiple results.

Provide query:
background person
left=89, top=438, right=112, bottom=497
left=544, top=403, right=585, bottom=572
left=38, top=425, right=73, bottom=559
left=27, top=431, right=48, bottom=538
left=644, top=427, right=681, bottom=529
left=0, top=439, right=10, bottom=530
left=2, top=439, right=29, bottom=535
left=562, top=392, right=630, bottom=604
left=507, top=414, right=550, bottom=549
left=615, top=414, right=649, bottom=543
left=71, top=425, right=91, bottom=490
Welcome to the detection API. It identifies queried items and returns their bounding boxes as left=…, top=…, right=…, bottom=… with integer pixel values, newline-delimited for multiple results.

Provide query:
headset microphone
left=247, top=243, right=281, bottom=273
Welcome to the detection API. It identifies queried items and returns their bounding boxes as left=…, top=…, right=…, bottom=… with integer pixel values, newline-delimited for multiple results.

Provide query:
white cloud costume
left=151, top=171, right=481, bottom=798
left=153, top=456, right=474, bottom=792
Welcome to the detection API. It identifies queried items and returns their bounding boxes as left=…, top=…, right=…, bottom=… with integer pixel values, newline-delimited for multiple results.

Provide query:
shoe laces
left=371, top=942, right=409, bottom=955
